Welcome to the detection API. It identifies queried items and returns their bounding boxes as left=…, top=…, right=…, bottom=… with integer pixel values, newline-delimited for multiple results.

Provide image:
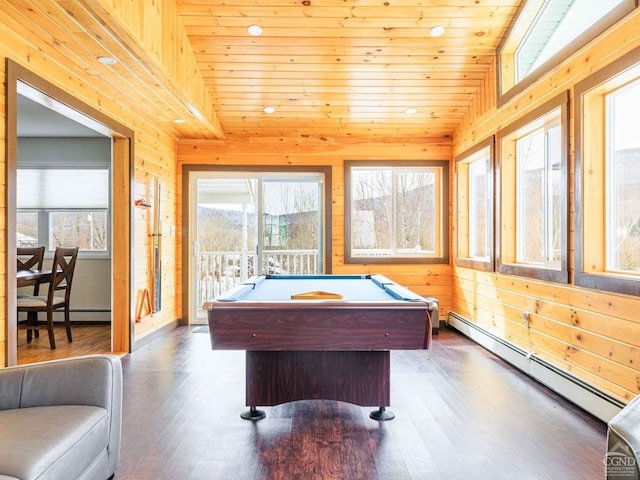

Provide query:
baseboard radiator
left=446, top=312, right=626, bottom=423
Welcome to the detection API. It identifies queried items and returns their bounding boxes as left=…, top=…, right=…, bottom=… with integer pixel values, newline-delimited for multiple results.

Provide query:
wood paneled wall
left=132, top=139, right=181, bottom=340
left=0, top=59, right=6, bottom=363
left=91, top=0, right=222, bottom=137
left=177, top=137, right=453, bottom=315
left=451, top=9, right=640, bottom=402
left=0, top=11, right=182, bottom=364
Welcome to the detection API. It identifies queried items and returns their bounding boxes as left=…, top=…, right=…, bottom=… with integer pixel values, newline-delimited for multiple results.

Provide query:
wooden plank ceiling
left=176, top=0, right=522, bottom=140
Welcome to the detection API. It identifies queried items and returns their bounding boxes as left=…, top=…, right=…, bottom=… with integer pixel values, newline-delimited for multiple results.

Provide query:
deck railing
left=197, top=250, right=319, bottom=312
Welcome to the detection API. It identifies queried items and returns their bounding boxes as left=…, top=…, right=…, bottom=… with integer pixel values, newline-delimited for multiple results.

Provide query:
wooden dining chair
left=17, top=246, right=47, bottom=341
left=17, top=246, right=79, bottom=349
left=17, top=246, right=46, bottom=294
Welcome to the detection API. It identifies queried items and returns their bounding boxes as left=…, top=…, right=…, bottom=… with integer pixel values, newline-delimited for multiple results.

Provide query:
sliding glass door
left=189, top=171, right=325, bottom=323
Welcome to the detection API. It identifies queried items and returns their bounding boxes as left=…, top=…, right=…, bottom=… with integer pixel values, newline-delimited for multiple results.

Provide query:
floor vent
left=446, top=312, right=625, bottom=423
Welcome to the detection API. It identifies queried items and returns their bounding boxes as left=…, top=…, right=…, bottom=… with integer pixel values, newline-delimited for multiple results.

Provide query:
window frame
left=344, top=160, right=449, bottom=264
left=17, top=208, right=111, bottom=257
left=495, top=91, right=569, bottom=283
left=497, top=0, right=637, bottom=106
left=575, top=44, right=640, bottom=295
left=454, top=136, right=495, bottom=271
left=16, top=165, right=112, bottom=258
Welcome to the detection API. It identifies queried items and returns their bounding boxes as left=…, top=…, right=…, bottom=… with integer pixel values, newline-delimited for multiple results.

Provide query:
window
left=498, top=0, right=635, bottom=103
left=16, top=168, right=110, bottom=253
left=262, top=178, right=321, bottom=254
left=575, top=45, right=640, bottom=295
left=345, top=161, right=449, bottom=264
left=455, top=137, right=494, bottom=271
left=496, top=92, right=568, bottom=282
left=187, top=166, right=331, bottom=321
left=16, top=211, right=38, bottom=247
left=605, top=82, right=640, bottom=273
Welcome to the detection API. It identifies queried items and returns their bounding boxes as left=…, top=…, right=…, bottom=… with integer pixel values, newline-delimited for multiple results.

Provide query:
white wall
left=17, top=137, right=112, bottom=323
left=17, top=257, right=112, bottom=322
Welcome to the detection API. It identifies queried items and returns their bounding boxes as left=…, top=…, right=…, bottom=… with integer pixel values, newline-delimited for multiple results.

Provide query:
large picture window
left=455, top=137, right=494, bottom=271
left=575, top=45, right=640, bottom=295
left=496, top=92, right=568, bottom=282
left=498, top=0, right=635, bottom=104
left=16, top=167, right=110, bottom=253
left=515, top=121, right=562, bottom=267
left=345, top=161, right=449, bottom=264
left=606, top=81, right=640, bottom=273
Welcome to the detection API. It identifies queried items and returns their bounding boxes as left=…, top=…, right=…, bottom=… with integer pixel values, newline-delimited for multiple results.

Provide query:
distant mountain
left=197, top=206, right=255, bottom=227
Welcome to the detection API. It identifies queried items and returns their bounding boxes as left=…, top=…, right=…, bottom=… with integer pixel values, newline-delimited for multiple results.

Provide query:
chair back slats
left=17, top=246, right=46, bottom=295
left=49, top=247, right=79, bottom=304
left=17, top=246, right=45, bottom=272
left=17, top=246, right=79, bottom=349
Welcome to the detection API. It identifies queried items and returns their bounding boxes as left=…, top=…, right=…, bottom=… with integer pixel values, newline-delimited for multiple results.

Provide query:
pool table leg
left=369, top=406, right=395, bottom=421
left=240, top=406, right=266, bottom=421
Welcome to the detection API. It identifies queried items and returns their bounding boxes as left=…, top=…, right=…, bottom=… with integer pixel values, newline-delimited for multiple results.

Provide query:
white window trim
left=17, top=208, right=111, bottom=258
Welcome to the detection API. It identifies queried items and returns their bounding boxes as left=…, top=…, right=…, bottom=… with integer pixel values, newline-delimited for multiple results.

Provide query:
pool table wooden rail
left=207, top=304, right=430, bottom=351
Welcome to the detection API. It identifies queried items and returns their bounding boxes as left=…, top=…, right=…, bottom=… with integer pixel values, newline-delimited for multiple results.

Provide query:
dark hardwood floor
left=117, top=326, right=607, bottom=480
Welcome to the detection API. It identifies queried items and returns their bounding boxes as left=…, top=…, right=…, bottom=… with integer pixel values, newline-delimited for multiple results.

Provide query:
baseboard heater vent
left=446, top=312, right=626, bottom=423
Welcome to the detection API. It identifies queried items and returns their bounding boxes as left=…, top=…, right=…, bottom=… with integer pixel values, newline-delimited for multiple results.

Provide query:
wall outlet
left=520, top=311, right=531, bottom=328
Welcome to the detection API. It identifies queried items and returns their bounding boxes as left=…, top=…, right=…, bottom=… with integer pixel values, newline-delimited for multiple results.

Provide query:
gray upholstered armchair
left=0, top=355, right=123, bottom=480
left=607, top=395, right=640, bottom=480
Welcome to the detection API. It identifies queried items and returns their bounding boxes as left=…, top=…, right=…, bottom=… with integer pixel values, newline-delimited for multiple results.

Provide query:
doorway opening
left=5, top=60, right=133, bottom=365
left=182, top=165, right=332, bottom=324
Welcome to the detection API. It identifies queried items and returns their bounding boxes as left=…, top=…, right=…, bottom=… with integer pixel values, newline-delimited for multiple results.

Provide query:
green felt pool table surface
left=216, top=274, right=426, bottom=303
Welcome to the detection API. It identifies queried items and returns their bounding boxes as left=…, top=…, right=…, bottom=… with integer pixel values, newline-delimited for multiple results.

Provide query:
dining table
left=17, top=269, right=52, bottom=288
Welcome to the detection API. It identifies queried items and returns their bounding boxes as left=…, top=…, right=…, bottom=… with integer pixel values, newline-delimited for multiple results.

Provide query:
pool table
left=204, top=274, right=434, bottom=421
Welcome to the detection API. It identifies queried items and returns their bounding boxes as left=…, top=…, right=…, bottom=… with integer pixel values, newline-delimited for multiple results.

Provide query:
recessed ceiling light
left=97, top=56, right=117, bottom=65
left=248, top=25, right=263, bottom=36
left=263, top=106, right=276, bottom=114
left=405, top=107, right=417, bottom=115
left=430, top=26, right=445, bottom=37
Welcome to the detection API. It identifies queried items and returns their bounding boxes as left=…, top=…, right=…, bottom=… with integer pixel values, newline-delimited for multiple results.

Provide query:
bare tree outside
left=514, top=119, right=562, bottom=268
left=16, top=210, right=108, bottom=250
left=16, top=167, right=109, bottom=251
left=396, top=170, right=435, bottom=251
left=50, top=211, right=108, bottom=250
left=197, top=207, right=248, bottom=252
left=194, top=175, right=323, bottom=301
left=16, top=211, right=38, bottom=247
left=608, top=81, right=640, bottom=272
left=517, top=129, right=545, bottom=264
left=611, top=149, right=640, bottom=271
left=469, top=155, right=490, bottom=259
left=352, top=169, right=392, bottom=249
left=263, top=180, right=320, bottom=272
